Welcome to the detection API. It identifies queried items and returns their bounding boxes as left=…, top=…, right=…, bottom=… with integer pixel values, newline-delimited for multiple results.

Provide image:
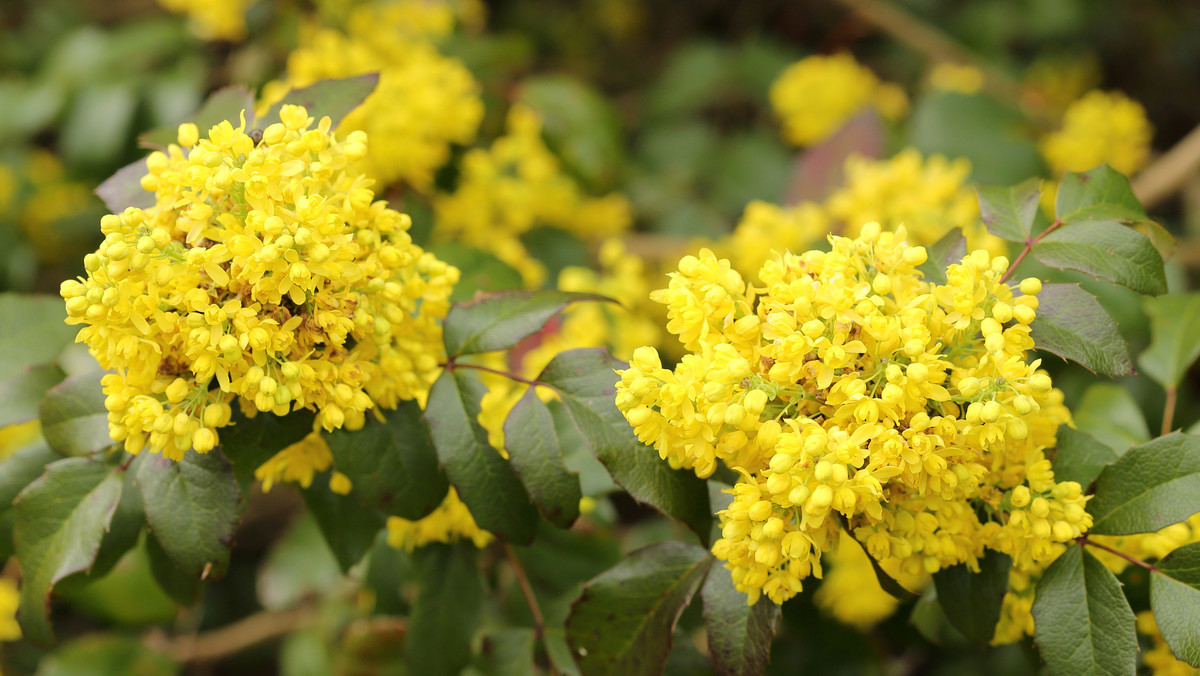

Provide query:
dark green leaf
left=1032, top=546, right=1136, bottom=676
left=145, top=533, right=200, bottom=607
left=426, top=369, right=538, bottom=544
left=0, top=364, right=65, bottom=428
left=60, top=83, right=137, bottom=170
left=95, top=159, right=155, bottom=212
left=1029, top=284, right=1133, bottom=376
left=932, top=549, right=1011, bottom=644
left=442, top=290, right=612, bottom=357
left=478, top=628, right=537, bottom=676
left=219, top=408, right=316, bottom=486
left=1032, top=222, right=1166, bottom=295
left=917, top=228, right=967, bottom=285
left=1088, top=432, right=1200, bottom=536
left=36, top=635, right=177, bottom=676
left=1052, top=426, right=1119, bottom=487
left=504, top=387, right=581, bottom=528
left=139, top=85, right=255, bottom=150
left=40, top=371, right=114, bottom=457
left=1139, top=293, right=1200, bottom=391
left=0, top=294, right=79, bottom=382
left=537, top=349, right=712, bottom=542
left=257, top=74, right=380, bottom=131
left=1072, top=384, right=1149, bottom=455
left=407, top=542, right=484, bottom=675
left=14, top=457, right=124, bottom=645
left=302, top=470, right=386, bottom=572
left=88, top=465, right=144, bottom=580
left=977, top=178, right=1042, bottom=242
left=701, top=565, right=779, bottom=676
left=0, top=442, right=59, bottom=511
left=1151, top=542, right=1200, bottom=666
left=257, top=513, right=342, bottom=611
left=1055, top=165, right=1148, bottom=224
left=567, top=541, right=713, bottom=676
left=136, top=449, right=243, bottom=579
left=326, top=401, right=447, bottom=520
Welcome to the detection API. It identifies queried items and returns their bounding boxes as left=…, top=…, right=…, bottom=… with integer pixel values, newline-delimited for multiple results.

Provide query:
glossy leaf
left=1072, top=384, right=1149, bottom=454
left=917, top=229, right=967, bottom=285
left=13, top=457, right=124, bottom=645
left=932, top=549, right=1011, bottom=644
left=701, top=565, right=780, bottom=676
left=567, top=541, right=713, bottom=676
left=257, top=73, right=380, bottom=131
left=1088, top=432, right=1200, bottom=536
left=519, top=75, right=625, bottom=190
left=1032, top=546, right=1136, bottom=676
left=1055, top=165, right=1148, bottom=224
left=1151, top=542, right=1200, bottom=666
left=504, top=386, right=581, bottom=528
left=1139, top=292, right=1200, bottom=390
left=302, top=470, right=386, bottom=572
left=407, top=542, right=484, bottom=676
left=326, top=401, right=447, bottom=520
left=977, top=178, right=1041, bottom=242
left=0, top=294, right=79, bottom=382
left=40, top=371, right=114, bottom=457
left=139, top=85, right=254, bottom=149
left=136, top=449, right=243, bottom=579
left=442, top=290, right=612, bottom=357
left=1051, top=426, right=1119, bottom=487
left=0, top=363, right=64, bottom=428
left=537, top=348, right=712, bottom=542
left=1029, top=284, right=1132, bottom=376
left=1031, top=222, right=1166, bottom=295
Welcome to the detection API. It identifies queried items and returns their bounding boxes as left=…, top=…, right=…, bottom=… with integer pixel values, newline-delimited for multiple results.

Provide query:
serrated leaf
left=407, top=542, right=484, bottom=676
left=95, top=158, right=155, bottom=213
left=139, top=85, right=255, bottom=150
left=1029, top=284, right=1132, bottom=376
left=504, top=387, right=581, bottom=529
left=40, top=371, right=114, bottom=457
left=1138, top=292, right=1200, bottom=390
left=1088, top=432, right=1200, bottom=536
left=257, top=73, right=380, bottom=131
left=536, top=348, right=712, bottom=543
left=1032, top=546, right=1136, bottom=676
left=0, top=294, right=79, bottom=382
left=426, top=369, right=538, bottom=544
left=567, top=541, right=713, bottom=676
left=14, top=457, right=124, bottom=645
left=219, top=408, right=316, bottom=486
left=0, top=364, right=65, bottom=428
left=701, top=565, right=779, bottom=676
left=1052, top=426, right=1119, bottom=487
left=136, top=449, right=243, bottom=579
left=1072, top=384, right=1149, bottom=455
left=442, top=290, right=613, bottom=357
left=1055, top=165, right=1148, bottom=224
left=326, top=401, right=447, bottom=520
left=1150, top=542, right=1200, bottom=666
left=36, top=635, right=177, bottom=676
left=1032, top=221, right=1166, bottom=295
left=932, top=549, right=1011, bottom=644
left=977, top=178, right=1042, bottom=242
left=301, top=470, right=385, bottom=572
left=917, top=228, right=967, bottom=285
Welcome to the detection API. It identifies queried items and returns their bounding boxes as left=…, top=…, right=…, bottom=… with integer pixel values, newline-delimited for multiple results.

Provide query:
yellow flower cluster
left=720, top=201, right=829, bottom=282
left=62, top=106, right=458, bottom=461
left=928, top=63, right=985, bottom=95
left=0, top=578, right=18, bottom=642
left=770, top=53, right=908, bottom=147
left=156, top=0, right=253, bottom=41
left=1138, top=610, right=1199, bottom=676
left=386, top=488, right=492, bottom=552
left=616, top=225, right=1086, bottom=605
left=557, top=238, right=663, bottom=362
left=1040, top=90, right=1153, bottom=177
left=255, top=431, right=352, bottom=494
left=813, top=531, right=927, bottom=629
left=265, top=2, right=483, bottom=191
left=434, top=105, right=633, bottom=287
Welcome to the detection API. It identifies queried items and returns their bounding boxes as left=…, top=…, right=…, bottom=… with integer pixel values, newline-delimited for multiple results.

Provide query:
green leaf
left=1032, top=546, right=1137, bottom=676
left=257, top=513, right=342, bottom=612
left=257, top=73, right=380, bottom=131
left=841, top=525, right=920, bottom=600
left=536, top=348, right=712, bottom=543
left=40, top=371, right=114, bottom=457
left=14, top=457, right=124, bottom=645
left=145, top=533, right=200, bottom=607
left=478, top=628, right=537, bottom=676
left=1151, top=542, right=1200, bottom=666
left=1072, top=384, right=1149, bottom=455
left=518, top=75, right=625, bottom=190
left=1088, top=432, right=1200, bottom=536
left=426, top=369, right=538, bottom=544
left=139, top=85, right=255, bottom=150
left=504, top=387, right=582, bottom=529
left=0, top=364, right=65, bottom=428
left=136, top=449, right=243, bottom=579
left=88, top=465, right=145, bottom=580
left=1052, top=426, right=1119, bottom=487
left=917, top=228, right=967, bottom=285
left=326, top=401, right=448, bottom=520
left=442, top=290, right=612, bottom=357
left=1139, top=292, right=1200, bottom=391
left=36, top=635, right=177, bottom=676
left=1055, top=165, right=1148, bottom=224
left=0, top=442, right=59, bottom=512
left=363, top=530, right=413, bottom=616
left=701, top=565, right=779, bottom=676
left=1031, top=222, right=1166, bottom=295
left=302, top=470, right=386, bottom=572
left=0, top=294, right=79, bottom=382
left=63, top=536, right=179, bottom=624
left=1029, top=284, right=1133, bottom=376
left=1132, top=220, right=1176, bottom=262
left=429, top=242, right=524, bottom=303
left=932, top=549, right=1011, bottom=644
left=908, top=91, right=1043, bottom=185
left=407, top=542, right=484, bottom=676
left=567, top=541, right=713, bottom=676
left=219, top=408, right=316, bottom=486
left=977, top=178, right=1042, bottom=242
left=60, top=82, right=137, bottom=170
left=95, top=159, right=156, bottom=213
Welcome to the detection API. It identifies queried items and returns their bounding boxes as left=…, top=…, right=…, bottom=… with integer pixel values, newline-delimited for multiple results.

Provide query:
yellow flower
left=723, top=201, right=829, bottom=279
left=1040, top=90, right=1153, bottom=177
left=815, top=531, right=927, bottom=629
left=156, top=0, right=253, bottom=41
left=255, top=432, right=333, bottom=492
left=0, top=578, right=19, bottom=642
left=386, top=488, right=492, bottom=551
left=770, top=53, right=908, bottom=147
left=928, top=63, right=985, bottom=95
left=1138, top=610, right=1199, bottom=676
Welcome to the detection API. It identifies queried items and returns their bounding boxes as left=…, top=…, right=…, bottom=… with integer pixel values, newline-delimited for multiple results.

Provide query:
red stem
left=1001, top=220, right=1063, bottom=284
left=1078, top=536, right=1159, bottom=573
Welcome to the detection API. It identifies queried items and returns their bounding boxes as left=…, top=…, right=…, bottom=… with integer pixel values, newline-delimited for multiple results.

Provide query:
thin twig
left=1163, top=386, right=1178, bottom=436
left=1001, top=220, right=1062, bottom=284
left=1133, top=121, right=1200, bottom=209
left=1078, top=537, right=1159, bottom=574
left=159, top=605, right=316, bottom=663
left=503, top=543, right=546, bottom=640
left=442, top=360, right=547, bottom=390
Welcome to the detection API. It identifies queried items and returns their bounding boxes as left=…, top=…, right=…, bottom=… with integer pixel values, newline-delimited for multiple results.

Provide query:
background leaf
left=1029, top=284, right=1133, bottom=376
left=1087, top=432, right=1200, bottom=536
left=701, top=565, right=779, bottom=676
left=917, top=229, right=967, bottom=285
left=257, top=73, right=380, bottom=131
left=139, top=85, right=254, bottom=149
left=977, top=178, right=1041, bottom=242
left=1051, top=426, right=1119, bottom=487
left=442, top=290, right=612, bottom=357
left=36, top=635, right=177, bottom=676
left=94, top=159, right=155, bottom=213
left=39, top=371, right=113, bottom=457
left=407, top=542, right=484, bottom=676
left=1138, top=292, right=1200, bottom=390
left=1032, top=222, right=1166, bottom=295
left=1071, top=384, right=1150, bottom=454
left=932, top=549, right=1012, bottom=644
left=1150, top=541, right=1200, bottom=666
left=0, top=294, right=78, bottom=382
left=256, top=513, right=342, bottom=612
left=0, top=364, right=65, bottom=428
left=504, top=386, right=582, bottom=529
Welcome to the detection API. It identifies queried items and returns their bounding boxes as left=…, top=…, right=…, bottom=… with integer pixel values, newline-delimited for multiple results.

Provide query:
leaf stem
left=441, top=359, right=545, bottom=390
left=1001, top=220, right=1063, bottom=284
left=503, top=542, right=547, bottom=640
left=1163, top=386, right=1178, bottom=435
left=1077, top=536, right=1159, bottom=574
